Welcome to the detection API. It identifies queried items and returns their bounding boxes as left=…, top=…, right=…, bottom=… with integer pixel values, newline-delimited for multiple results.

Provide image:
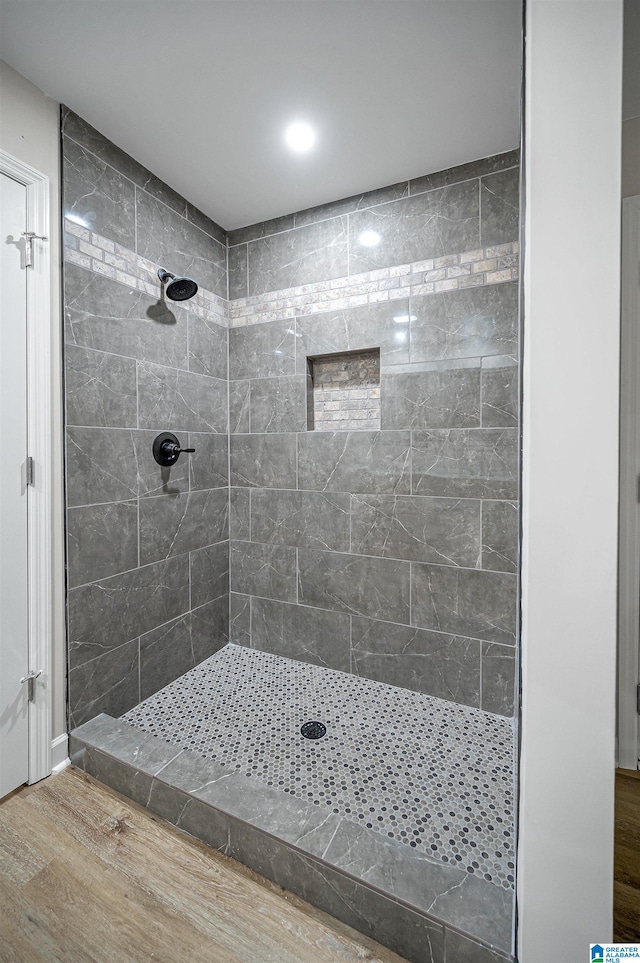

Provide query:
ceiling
left=0, top=1, right=523, bottom=229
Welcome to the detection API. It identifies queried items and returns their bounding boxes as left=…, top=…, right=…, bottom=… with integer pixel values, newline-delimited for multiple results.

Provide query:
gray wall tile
left=295, top=300, right=411, bottom=371
left=482, top=501, right=518, bottom=574
left=444, top=929, right=511, bottom=963
left=298, top=430, right=411, bottom=495
left=294, top=181, right=409, bottom=228
left=411, top=564, right=517, bottom=645
left=480, top=167, right=520, bottom=248
left=190, top=541, right=229, bottom=608
left=138, top=362, right=227, bottom=433
left=481, top=356, right=518, bottom=428
left=351, top=617, right=480, bottom=706
left=66, top=427, right=138, bottom=506
left=228, top=213, right=295, bottom=246
left=230, top=540, right=297, bottom=602
left=188, top=315, right=227, bottom=380
left=251, top=598, right=350, bottom=671
left=351, top=494, right=480, bottom=566
left=230, top=487, right=251, bottom=540
left=409, top=150, right=519, bottom=195
left=67, top=501, right=138, bottom=587
left=251, top=489, right=351, bottom=552
left=230, top=433, right=297, bottom=489
left=228, top=244, right=248, bottom=300
left=139, top=488, right=228, bottom=565
left=134, top=429, right=190, bottom=497
left=66, top=345, right=137, bottom=428
left=229, top=319, right=296, bottom=380
left=63, top=137, right=135, bottom=247
left=298, top=549, right=410, bottom=623
left=229, top=380, right=251, bottom=433
left=481, top=643, right=516, bottom=716
left=412, top=428, right=518, bottom=499
left=247, top=216, right=349, bottom=295
left=250, top=376, right=307, bottom=432
left=229, top=593, right=251, bottom=645
left=185, top=203, right=226, bottom=246
left=188, top=432, right=229, bottom=490
left=68, top=639, right=139, bottom=729
left=381, top=365, right=481, bottom=430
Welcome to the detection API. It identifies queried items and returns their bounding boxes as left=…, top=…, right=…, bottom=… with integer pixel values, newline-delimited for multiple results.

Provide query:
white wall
left=0, top=60, right=66, bottom=755
left=518, top=3, right=622, bottom=961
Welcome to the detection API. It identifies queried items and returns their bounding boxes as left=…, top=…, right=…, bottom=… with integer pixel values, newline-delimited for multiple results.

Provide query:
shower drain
left=300, top=721, right=326, bottom=739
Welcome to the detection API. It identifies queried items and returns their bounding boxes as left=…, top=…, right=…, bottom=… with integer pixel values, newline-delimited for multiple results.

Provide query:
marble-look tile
left=188, top=315, right=227, bottom=380
left=247, top=216, right=349, bottom=296
left=410, top=283, right=519, bottom=364
left=294, top=181, right=409, bottom=228
left=66, top=427, right=138, bottom=506
left=323, top=820, right=511, bottom=954
left=136, top=190, right=227, bottom=299
left=251, top=489, right=351, bottom=552
left=481, top=356, right=518, bottom=428
left=482, top=501, right=518, bottom=574
left=227, top=244, right=248, bottom=300
left=229, top=433, right=297, bottom=489
left=63, top=137, right=135, bottom=248
left=133, top=429, right=190, bottom=497
left=351, top=494, right=480, bottom=566
left=68, top=555, right=189, bottom=667
left=229, top=592, right=251, bottom=646
left=411, top=564, right=517, bottom=645
left=229, top=380, right=251, bottom=433
left=188, top=432, right=228, bottom=490
left=230, top=540, right=297, bottom=603
left=73, top=745, right=154, bottom=807
left=481, top=643, right=517, bottom=717
left=349, top=181, right=479, bottom=274
left=444, top=929, right=512, bottom=963
left=298, top=549, right=410, bottom=623
left=185, top=203, right=226, bottom=246
left=250, top=376, right=307, bottom=432
left=152, top=782, right=233, bottom=852
left=65, top=263, right=189, bottom=370
left=298, top=430, right=411, bottom=495
left=190, top=594, right=229, bottom=658
left=480, top=168, right=520, bottom=248
left=228, top=213, right=295, bottom=246
left=229, top=319, right=296, bottom=380
left=351, top=617, right=480, bottom=706
left=69, top=713, right=181, bottom=776
left=229, top=488, right=251, bottom=540
left=409, top=151, right=519, bottom=195
left=250, top=597, right=350, bottom=671
left=137, top=362, right=227, bottom=433
left=68, top=640, right=139, bottom=728
left=65, top=345, right=137, bottom=428
left=67, top=501, right=138, bottom=588
left=381, top=365, right=481, bottom=430
left=412, top=428, right=519, bottom=500
left=190, top=541, right=229, bottom=608
left=139, top=488, right=228, bottom=565
left=295, top=300, right=411, bottom=371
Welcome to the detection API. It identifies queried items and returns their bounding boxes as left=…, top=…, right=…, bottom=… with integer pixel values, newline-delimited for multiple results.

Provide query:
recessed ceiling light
left=392, top=314, right=417, bottom=324
left=358, top=230, right=381, bottom=247
left=285, top=122, right=315, bottom=152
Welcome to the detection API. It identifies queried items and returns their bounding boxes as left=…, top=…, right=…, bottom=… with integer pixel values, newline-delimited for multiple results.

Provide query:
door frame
left=0, top=148, right=52, bottom=784
left=618, top=193, right=640, bottom=771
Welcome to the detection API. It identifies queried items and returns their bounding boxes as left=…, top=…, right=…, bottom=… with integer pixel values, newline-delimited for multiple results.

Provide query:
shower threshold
left=69, top=643, right=515, bottom=963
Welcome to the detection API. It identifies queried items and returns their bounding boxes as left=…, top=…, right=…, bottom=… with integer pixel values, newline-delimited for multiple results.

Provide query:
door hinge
left=20, top=669, right=42, bottom=703
left=23, top=456, right=34, bottom=488
left=21, top=231, right=48, bottom=268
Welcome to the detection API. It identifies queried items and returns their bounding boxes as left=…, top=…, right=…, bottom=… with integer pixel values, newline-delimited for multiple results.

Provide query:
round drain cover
left=301, top=721, right=326, bottom=740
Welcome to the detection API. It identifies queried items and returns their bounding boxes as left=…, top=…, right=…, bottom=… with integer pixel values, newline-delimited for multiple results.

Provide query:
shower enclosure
left=63, top=104, right=520, bottom=963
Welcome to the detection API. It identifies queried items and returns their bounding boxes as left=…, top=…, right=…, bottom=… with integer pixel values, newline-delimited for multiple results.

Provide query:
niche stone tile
left=351, top=617, right=481, bottom=706
left=247, top=216, right=349, bottom=296
left=190, top=541, right=229, bottom=608
left=351, top=494, right=480, bottom=566
left=188, top=315, right=227, bottom=380
left=230, top=433, right=297, bottom=489
left=412, top=428, right=519, bottom=500
left=298, top=549, right=410, bottom=623
left=67, top=501, right=138, bottom=588
left=230, top=488, right=251, bottom=540
left=249, top=375, right=308, bottom=433
left=482, top=501, right=518, bottom=574
left=349, top=181, right=479, bottom=274
left=295, top=300, right=411, bottom=371
left=411, top=564, right=517, bottom=646
left=480, top=167, right=520, bottom=248
left=137, top=362, right=227, bottom=433
left=481, top=356, right=518, bottom=428
left=139, top=488, right=228, bottom=565
left=381, top=364, right=481, bottom=430
left=68, top=640, right=139, bottom=729
left=188, top=432, right=229, bottom=490
left=65, top=344, right=137, bottom=428
left=65, top=263, right=189, bottom=369
left=481, top=643, right=516, bottom=717
left=63, top=137, right=135, bottom=248
left=230, top=540, right=297, bottom=603
left=229, top=319, right=296, bottom=380
left=409, top=283, right=519, bottom=364
left=66, top=427, right=138, bottom=507
left=251, top=597, right=350, bottom=671
left=297, top=430, right=411, bottom=495
left=68, top=555, right=189, bottom=667
left=251, top=489, right=350, bottom=552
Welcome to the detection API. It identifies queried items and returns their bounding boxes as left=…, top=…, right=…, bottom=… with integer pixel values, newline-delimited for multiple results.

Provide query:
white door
left=0, top=171, right=30, bottom=798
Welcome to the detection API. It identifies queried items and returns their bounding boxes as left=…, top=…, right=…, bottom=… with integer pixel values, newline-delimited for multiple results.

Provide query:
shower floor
left=122, top=643, right=515, bottom=892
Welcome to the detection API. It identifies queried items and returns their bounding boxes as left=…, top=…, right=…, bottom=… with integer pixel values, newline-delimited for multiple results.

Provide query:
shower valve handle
left=152, top=432, right=195, bottom=467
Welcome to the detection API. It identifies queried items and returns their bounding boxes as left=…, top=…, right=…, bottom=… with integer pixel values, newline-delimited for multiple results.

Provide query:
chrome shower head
left=157, top=268, right=198, bottom=302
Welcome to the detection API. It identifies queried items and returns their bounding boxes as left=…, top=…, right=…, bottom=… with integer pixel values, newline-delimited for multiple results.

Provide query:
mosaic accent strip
left=123, top=643, right=516, bottom=891
left=229, top=243, right=519, bottom=327
left=63, top=217, right=228, bottom=326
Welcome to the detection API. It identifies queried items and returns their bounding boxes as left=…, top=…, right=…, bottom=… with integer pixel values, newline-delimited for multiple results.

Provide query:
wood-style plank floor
left=0, top=767, right=406, bottom=963
left=614, top=768, right=640, bottom=942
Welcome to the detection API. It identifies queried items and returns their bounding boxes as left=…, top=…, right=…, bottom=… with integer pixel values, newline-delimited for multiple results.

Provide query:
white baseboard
left=51, top=733, right=69, bottom=773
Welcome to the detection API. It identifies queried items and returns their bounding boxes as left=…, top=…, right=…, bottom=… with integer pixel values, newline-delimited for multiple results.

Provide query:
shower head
left=157, top=268, right=198, bottom=302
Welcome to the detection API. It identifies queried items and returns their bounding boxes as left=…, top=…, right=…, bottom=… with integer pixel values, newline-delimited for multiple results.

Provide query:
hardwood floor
left=614, top=768, right=640, bottom=942
left=0, top=767, right=406, bottom=963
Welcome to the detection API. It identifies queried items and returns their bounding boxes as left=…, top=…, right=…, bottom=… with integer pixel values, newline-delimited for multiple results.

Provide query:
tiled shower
left=64, top=106, right=520, bottom=963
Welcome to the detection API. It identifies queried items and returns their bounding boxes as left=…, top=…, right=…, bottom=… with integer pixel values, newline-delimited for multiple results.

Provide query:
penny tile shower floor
left=123, top=643, right=516, bottom=890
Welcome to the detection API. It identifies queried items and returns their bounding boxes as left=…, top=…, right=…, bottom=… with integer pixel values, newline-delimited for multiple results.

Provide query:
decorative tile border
left=229, top=242, right=520, bottom=327
left=63, top=217, right=228, bottom=326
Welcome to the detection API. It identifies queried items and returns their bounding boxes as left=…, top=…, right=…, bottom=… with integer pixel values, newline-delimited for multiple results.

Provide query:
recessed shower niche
left=307, top=348, right=381, bottom=431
